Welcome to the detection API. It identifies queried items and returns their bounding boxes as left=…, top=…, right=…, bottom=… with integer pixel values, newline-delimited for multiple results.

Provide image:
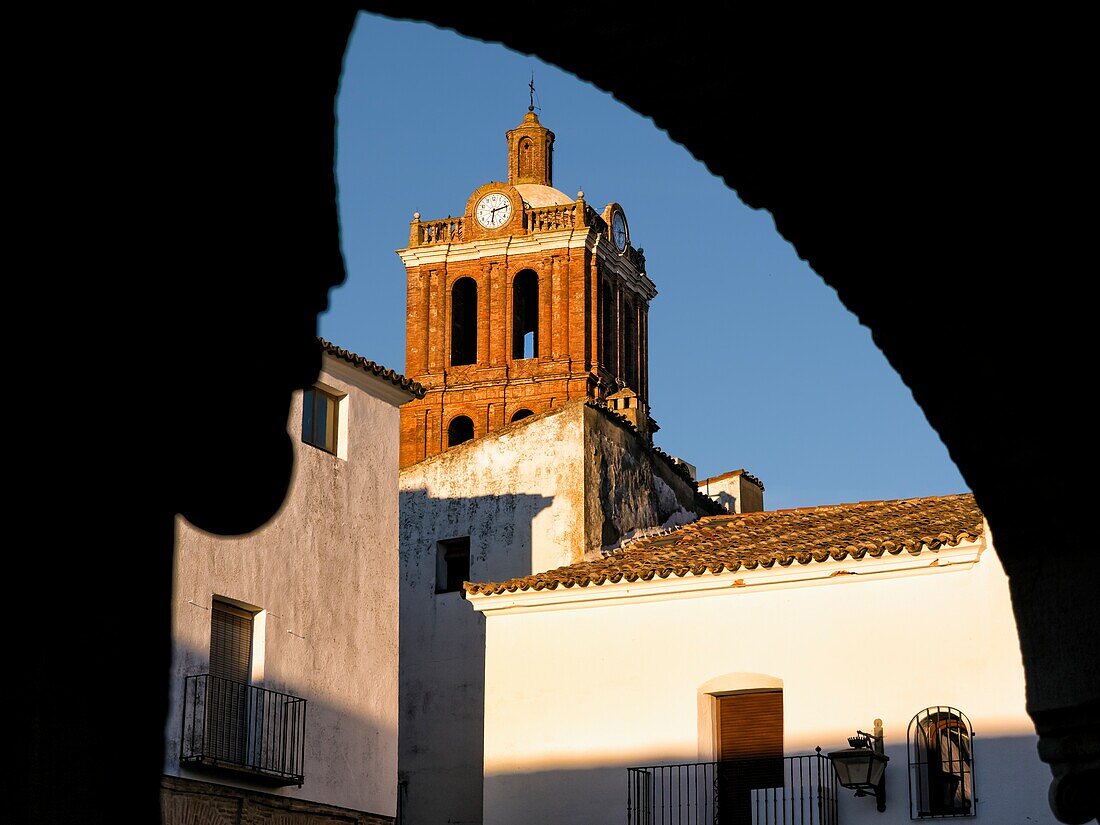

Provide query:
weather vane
left=528, top=71, right=540, bottom=113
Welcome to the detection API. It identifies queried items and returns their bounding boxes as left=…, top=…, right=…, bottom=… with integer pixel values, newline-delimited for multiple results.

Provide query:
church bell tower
left=397, top=110, right=657, bottom=468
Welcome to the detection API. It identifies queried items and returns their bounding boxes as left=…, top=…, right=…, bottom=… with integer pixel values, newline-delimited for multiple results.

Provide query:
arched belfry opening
left=397, top=109, right=656, bottom=468
left=507, top=110, right=554, bottom=186
left=512, top=270, right=539, bottom=360
left=447, top=415, right=474, bottom=447
left=601, top=279, right=615, bottom=373
left=623, top=297, right=638, bottom=390
left=451, top=278, right=478, bottom=366
left=518, top=137, right=534, bottom=179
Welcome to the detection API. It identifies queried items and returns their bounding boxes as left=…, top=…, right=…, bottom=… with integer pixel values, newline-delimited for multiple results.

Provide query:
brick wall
left=161, top=775, right=394, bottom=825
left=400, top=243, right=654, bottom=467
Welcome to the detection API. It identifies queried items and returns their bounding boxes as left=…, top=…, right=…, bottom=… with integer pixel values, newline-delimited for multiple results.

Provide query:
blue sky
left=320, top=13, right=967, bottom=510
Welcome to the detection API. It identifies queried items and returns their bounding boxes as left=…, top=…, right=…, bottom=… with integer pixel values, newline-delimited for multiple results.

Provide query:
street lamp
left=827, top=718, right=889, bottom=812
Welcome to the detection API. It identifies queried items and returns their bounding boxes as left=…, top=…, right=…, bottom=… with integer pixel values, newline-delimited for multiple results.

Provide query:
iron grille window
left=908, top=706, right=975, bottom=818
left=302, top=386, right=339, bottom=454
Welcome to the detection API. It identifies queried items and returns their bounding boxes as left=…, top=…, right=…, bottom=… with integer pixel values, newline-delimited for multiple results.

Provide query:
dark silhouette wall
left=19, top=5, right=1095, bottom=824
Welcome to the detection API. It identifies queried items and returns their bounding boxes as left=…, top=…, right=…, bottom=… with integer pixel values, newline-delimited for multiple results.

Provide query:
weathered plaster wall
left=583, top=404, right=700, bottom=553
left=701, top=472, right=765, bottom=514
left=737, top=476, right=764, bottom=513
left=399, top=399, right=715, bottom=824
left=398, top=403, right=584, bottom=825
left=165, top=355, right=403, bottom=818
left=477, top=538, right=1049, bottom=825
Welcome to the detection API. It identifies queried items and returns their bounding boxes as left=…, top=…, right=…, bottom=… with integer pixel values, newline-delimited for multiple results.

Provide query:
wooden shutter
left=210, top=600, right=253, bottom=684
left=717, top=690, right=783, bottom=761
left=717, top=690, right=784, bottom=795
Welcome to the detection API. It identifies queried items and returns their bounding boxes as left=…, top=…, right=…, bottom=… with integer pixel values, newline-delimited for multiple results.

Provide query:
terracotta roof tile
left=465, top=493, right=983, bottom=596
left=319, top=338, right=425, bottom=398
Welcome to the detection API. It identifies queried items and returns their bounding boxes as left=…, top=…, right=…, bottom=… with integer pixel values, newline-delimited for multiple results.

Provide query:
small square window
left=302, top=386, right=339, bottom=454
left=436, top=536, right=471, bottom=595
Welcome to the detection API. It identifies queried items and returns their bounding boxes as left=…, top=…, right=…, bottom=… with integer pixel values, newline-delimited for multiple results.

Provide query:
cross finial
left=528, top=71, right=535, bottom=112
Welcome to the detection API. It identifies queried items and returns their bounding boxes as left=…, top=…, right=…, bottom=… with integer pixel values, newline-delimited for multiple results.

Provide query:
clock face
left=612, top=210, right=628, bottom=251
left=476, top=192, right=512, bottom=229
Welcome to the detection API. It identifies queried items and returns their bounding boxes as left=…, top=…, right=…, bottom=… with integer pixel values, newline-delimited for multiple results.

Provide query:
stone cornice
left=396, top=229, right=657, bottom=300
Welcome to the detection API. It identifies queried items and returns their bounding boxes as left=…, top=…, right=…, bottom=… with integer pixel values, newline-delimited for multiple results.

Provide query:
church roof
left=465, top=493, right=983, bottom=596
left=514, top=183, right=572, bottom=207
left=319, top=338, right=426, bottom=398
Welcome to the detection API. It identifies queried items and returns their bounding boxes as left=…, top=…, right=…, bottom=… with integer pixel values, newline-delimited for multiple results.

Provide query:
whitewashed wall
left=164, top=354, right=407, bottom=817
left=398, top=403, right=586, bottom=825
left=474, top=536, right=1054, bottom=824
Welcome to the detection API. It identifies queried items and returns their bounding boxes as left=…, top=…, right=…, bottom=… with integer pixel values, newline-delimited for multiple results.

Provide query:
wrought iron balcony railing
left=180, top=673, right=307, bottom=786
left=628, top=752, right=838, bottom=825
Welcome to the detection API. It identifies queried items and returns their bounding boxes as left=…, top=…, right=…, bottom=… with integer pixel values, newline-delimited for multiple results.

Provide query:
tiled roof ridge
left=465, top=492, right=983, bottom=597
left=749, top=491, right=975, bottom=517
left=319, top=338, right=426, bottom=398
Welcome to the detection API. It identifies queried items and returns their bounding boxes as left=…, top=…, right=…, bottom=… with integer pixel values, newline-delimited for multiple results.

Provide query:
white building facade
left=467, top=494, right=1055, bottom=825
left=398, top=400, right=705, bottom=825
left=161, top=341, right=421, bottom=824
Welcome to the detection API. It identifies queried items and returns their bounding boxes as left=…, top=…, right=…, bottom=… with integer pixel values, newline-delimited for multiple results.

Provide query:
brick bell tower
left=397, top=109, right=657, bottom=468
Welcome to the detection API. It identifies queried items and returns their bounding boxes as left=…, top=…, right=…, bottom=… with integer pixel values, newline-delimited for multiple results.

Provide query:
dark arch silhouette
left=352, top=11, right=1096, bottom=822
left=451, top=277, right=478, bottom=366
left=447, top=415, right=475, bottom=446
left=601, top=278, right=615, bottom=374
left=510, top=408, right=534, bottom=423
left=24, top=7, right=1095, bottom=824
left=622, top=296, right=637, bottom=391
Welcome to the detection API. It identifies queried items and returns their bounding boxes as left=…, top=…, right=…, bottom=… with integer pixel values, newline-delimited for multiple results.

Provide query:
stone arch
left=601, top=278, right=615, bottom=374
left=697, top=673, right=784, bottom=762
left=446, top=415, right=474, bottom=447
left=518, top=136, right=533, bottom=178
left=71, top=12, right=1092, bottom=825
left=511, top=269, right=539, bottom=360
left=621, top=295, right=637, bottom=390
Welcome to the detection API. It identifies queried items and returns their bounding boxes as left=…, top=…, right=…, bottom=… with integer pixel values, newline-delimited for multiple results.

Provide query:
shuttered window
left=210, top=600, right=253, bottom=684
left=207, top=600, right=255, bottom=765
left=716, top=690, right=784, bottom=792
left=717, top=690, right=783, bottom=760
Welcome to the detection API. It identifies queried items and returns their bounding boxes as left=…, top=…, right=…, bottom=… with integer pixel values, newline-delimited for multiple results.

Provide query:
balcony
left=628, top=753, right=838, bottom=825
left=180, top=674, right=307, bottom=787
